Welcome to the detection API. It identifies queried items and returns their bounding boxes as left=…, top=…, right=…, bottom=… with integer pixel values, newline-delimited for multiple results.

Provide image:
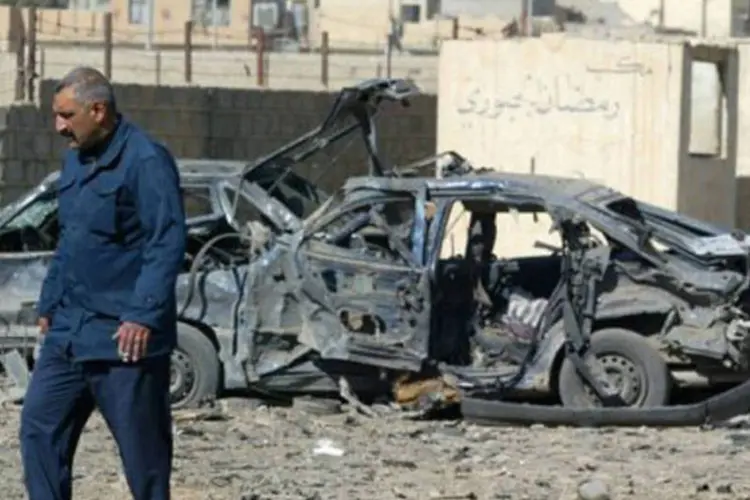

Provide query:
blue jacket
left=36, top=117, right=187, bottom=361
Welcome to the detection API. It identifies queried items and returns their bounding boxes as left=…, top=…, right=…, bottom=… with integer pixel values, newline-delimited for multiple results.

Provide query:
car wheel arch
left=178, top=318, right=221, bottom=351
left=170, top=320, right=223, bottom=409
left=544, top=311, right=672, bottom=399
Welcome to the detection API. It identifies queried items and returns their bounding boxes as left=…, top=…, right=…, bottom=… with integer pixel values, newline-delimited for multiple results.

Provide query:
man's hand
left=38, top=317, right=49, bottom=335
left=113, top=321, right=151, bottom=363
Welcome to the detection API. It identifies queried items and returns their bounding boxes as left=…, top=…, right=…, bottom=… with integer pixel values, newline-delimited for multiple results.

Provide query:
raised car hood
left=233, top=78, right=420, bottom=232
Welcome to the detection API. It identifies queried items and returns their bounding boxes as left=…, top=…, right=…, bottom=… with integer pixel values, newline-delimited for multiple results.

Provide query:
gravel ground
left=0, top=391, right=749, bottom=500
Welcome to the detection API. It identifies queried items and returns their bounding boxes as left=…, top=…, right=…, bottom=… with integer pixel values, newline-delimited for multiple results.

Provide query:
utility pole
left=211, top=0, right=218, bottom=49
left=145, top=0, right=154, bottom=50
left=658, top=0, right=665, bottom=29
left=525, top=0, right=533, bottom=36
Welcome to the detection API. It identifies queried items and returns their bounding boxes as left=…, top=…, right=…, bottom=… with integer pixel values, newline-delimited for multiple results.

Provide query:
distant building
left=560, top=0, right=750, bottom=38
left=0, top=0, right=746, bottom=52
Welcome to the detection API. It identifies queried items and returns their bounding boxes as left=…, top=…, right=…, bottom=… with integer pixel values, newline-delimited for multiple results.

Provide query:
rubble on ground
left=0, top=374, right=749, bottom=499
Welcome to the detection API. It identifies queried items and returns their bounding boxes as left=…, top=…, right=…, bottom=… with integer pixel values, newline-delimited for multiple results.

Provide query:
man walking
left=19, top=66, right=186, bottom=500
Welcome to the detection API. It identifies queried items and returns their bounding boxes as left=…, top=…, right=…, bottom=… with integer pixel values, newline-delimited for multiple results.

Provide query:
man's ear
left=91, top=102, right=107, bottom=123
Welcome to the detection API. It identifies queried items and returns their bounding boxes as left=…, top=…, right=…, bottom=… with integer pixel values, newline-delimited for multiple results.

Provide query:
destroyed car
left=196, top=79, right=750, bottom=424
left=224, top=152, right=750, bottom=418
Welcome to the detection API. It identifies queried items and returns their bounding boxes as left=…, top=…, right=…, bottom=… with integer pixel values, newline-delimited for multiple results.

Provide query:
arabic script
left=455, top=74, right=621, bottom=120
left=585, top=56, right=653, bottom=76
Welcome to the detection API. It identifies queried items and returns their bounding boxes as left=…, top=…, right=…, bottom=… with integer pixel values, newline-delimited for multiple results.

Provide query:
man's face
left=53, top=86, right=107, bottom=150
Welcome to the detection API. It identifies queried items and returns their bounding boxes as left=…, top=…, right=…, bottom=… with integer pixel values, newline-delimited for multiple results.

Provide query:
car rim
left=583, top=353, right=646, bottom=407
left=170, top=349, right=196, bottom=405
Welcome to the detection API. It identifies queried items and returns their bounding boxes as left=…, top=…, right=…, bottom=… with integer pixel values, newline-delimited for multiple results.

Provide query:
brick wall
left=0, top=79, right=437, bottom=203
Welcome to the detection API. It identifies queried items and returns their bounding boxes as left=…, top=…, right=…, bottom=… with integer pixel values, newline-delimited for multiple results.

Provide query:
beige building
left=0, top=0, right=745, bottom=52
left=0, top=0, right=249, bottom=48
left=0, top=0, right=537, bottom=51
left=437, top=35, right=738, bottom=257
left=312, top=0, right=528, bottom=50
left=614, top=0, right=748, bottom=37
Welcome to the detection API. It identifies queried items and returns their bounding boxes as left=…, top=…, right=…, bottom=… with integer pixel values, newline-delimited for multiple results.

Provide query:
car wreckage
left=3, top=78, right=750, bottom=426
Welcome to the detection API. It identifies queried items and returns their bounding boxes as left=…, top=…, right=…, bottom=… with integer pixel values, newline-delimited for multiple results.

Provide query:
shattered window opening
left=221, top=186, right=265, bottom=224
left=440, top=199, right=565, bottom=261
left=0, top=190, right=61, bottom=253
left=4, top=192, right=57, bottom=232
left=251, top=164, right=329, bottom=220
left=181, top=186, right=216, bottom=219
left=314, top=195, right=418, bottom=263
left=606, top=197, right=715, bottom=264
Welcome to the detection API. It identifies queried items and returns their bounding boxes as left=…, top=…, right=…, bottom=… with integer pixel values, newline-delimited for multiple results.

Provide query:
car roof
left=174, top=159, right=247, bottom=179
left=342, top=171, right=611, bottom=202
left=39, top=158, right=247, bottom=187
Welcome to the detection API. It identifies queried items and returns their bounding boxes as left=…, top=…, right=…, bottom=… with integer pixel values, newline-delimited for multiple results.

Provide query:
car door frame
left=289, top=187, right=433, bottom=372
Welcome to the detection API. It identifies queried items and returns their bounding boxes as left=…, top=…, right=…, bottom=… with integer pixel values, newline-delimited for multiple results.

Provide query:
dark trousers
left=19, top=341, right=173, bottom=500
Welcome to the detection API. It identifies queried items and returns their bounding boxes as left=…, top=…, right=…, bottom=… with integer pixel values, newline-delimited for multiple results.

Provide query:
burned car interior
left=433, top=189, right=750, bottom=370
left=433, top=201, right=565, bottom=370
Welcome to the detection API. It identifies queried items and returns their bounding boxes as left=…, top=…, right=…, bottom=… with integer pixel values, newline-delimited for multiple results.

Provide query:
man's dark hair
left=55, top=66, right=117, bottom=112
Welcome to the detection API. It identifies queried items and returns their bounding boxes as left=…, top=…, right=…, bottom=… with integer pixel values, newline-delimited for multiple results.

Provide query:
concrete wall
left=0, top=51, right=18, bottom=102
left=0, top=45, right=440, bottom=103
left=679, top=44, right=739, bottom=228
left=29, top=47, right=439, bottom=94
left=733, top=42, right=750, bottom=229
left=0, top=78, right=437, bottom=203
left=437, top=35, right=738, bottom=257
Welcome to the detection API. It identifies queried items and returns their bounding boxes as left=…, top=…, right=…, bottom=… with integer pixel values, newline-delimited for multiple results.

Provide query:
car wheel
left=557, top=327, right=671, bottom=409
left=170, top=323, right=220, bottom=409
